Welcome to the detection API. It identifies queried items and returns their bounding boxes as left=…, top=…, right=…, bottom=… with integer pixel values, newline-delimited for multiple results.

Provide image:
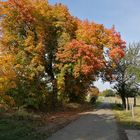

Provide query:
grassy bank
left=0, top=102, right=94, bottom=140
left=109, top=97, right=140, bottom=129
left=0, top=109, right=49, bottom=140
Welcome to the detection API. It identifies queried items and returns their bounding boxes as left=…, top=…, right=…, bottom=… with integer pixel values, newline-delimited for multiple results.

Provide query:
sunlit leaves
left=0, top=53, right=16, bottom=106
left=0, top=0, right=126, bottom=107
left=57, top=39, right=104, bottom=77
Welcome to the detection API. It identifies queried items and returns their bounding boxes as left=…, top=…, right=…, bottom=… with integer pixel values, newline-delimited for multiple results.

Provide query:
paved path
left=47, top=99, right=124, bottom=140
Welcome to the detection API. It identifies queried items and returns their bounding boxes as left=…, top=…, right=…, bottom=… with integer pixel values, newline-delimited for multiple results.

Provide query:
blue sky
left=49, top=0, right=140, bottom=91
left=49, top=0, right=140, bottom=43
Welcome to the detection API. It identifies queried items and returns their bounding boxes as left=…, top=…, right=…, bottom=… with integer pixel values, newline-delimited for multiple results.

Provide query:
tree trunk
left=51, top=78, right=57, bottom=110
left=126, top=97, right=130, bottom=110
left=45, top=52, right=58, bottom=110
left=134, top=96, right=136, bottom=107
left=121, top=94, right=126, bottom=109
left=121, top=84, right=126, bottom=109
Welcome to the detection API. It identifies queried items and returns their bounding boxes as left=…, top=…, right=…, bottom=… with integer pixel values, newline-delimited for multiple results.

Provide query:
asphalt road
left=47, top=98, right=124, bottom=140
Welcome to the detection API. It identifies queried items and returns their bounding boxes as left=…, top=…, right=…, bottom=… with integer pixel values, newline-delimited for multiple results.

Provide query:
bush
left=90, top=96, right=98, bottom=104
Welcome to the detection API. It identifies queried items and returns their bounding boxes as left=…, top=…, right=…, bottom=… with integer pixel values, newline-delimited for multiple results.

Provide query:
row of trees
left=0, top=0, right=125, bottom=110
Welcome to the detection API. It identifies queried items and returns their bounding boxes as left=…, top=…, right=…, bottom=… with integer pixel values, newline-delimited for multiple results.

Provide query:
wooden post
left=131, top=104, right=134, bottom=119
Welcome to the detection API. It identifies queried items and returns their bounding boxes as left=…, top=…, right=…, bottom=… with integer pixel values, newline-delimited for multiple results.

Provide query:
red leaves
left=57, top=21, right=126, bottom=79
left=109, top=28, right=126, bottom=60
left=109, top=47, right=125, bottom=59
left=7, top=0, right=35, bottom=22
left=57, top=40, right=104, bottom=77
left=106, top=26, right=126, bottom=49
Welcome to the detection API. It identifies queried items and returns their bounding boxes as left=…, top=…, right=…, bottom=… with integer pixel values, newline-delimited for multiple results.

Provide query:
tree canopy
left=0, top=0, right=125, bottom=110
left=112, top=43, right=140, bottom=108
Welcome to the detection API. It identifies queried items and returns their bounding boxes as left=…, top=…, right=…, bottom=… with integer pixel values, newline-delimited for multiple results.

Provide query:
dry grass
left=109, top=97, right=140, bottom=129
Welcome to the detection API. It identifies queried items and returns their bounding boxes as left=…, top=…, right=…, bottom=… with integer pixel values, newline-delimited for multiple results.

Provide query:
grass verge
left=0, top=112, right=48, bottom=140
left=0, top=102, right=93, bottom=140
left=110, top=100, right=140, bottom=129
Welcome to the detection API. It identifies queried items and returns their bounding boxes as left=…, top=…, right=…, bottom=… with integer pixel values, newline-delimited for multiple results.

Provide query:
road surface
left=47, top=98, right=127, bottom=140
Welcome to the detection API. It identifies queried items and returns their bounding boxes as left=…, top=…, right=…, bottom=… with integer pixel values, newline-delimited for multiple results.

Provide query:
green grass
left=0, top=110, right=48, bottom=140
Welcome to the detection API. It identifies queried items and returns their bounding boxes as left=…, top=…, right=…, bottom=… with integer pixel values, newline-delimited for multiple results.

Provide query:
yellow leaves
left=58, top=32, right=71, bottom=47
left=27, top=64, right=44, bottom=80
left=24, top=45, right=34, bottom=53
left=15, top=64, right=22, bottom=69
left=24, top=35, right=35, bottom=53
left=0, top=54, right=15, bottom=75
left=25, top=36, right=34, bottom=46
left=0, top=93, right=15, bottom=106
left=0, top=53, right=16, bottom=96
left=57, top=65, right=68, bottom=91
left=37, top=65, right=44, bottom=72
left=33, top=0, right=49, bottom=16
left=31, top=56, right=41, bottom=65
left=1, top=0, right=77, bottom=84
left=35, top=42, right=45, bottom=55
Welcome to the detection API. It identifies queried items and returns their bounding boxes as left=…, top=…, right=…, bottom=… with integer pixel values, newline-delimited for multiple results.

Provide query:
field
left=109, top=97, right=140, bottom=129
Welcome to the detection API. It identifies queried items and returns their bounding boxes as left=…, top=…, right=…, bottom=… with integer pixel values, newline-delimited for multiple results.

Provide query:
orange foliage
left=57, top=20, right=126, bottom=79
left=109, top=47, right=125, bottom=60
left=57, top=40, right=104, bottom=77
left=0, top=0, right=126, bottom=105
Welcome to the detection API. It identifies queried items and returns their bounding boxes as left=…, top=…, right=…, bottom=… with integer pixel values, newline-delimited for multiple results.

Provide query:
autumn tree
left=0, top=0, right=125, bottom=109
left=56, top=21, right=125, bottom=102
left=0, top=0, right=77, bottom=109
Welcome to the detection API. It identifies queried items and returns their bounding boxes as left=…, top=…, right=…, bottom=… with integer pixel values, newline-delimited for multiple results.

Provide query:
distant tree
left=113, top=43, right=140, bottom=109
left=102, top=89, right=115, bottom=97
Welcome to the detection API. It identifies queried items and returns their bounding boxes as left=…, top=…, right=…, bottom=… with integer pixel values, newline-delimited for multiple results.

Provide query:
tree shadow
left=118, top=120, right=140, bottom=130
left=109, top=102, right=124, bottom=111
